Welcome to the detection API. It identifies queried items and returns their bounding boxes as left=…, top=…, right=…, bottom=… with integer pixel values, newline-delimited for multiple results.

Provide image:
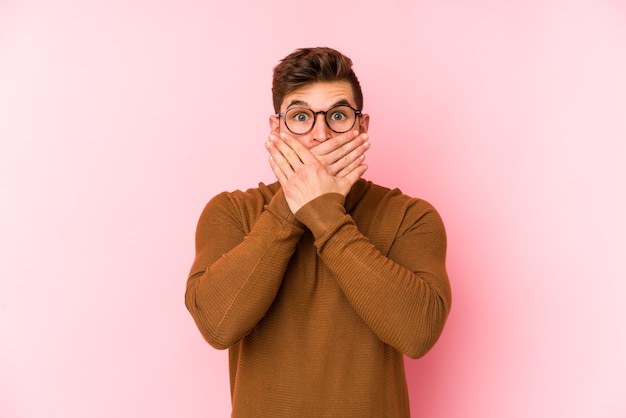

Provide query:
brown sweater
left=185, top=179, right=451, bottom=417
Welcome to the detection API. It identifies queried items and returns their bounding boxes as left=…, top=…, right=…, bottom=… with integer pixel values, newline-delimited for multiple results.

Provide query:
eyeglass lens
left=283, top=105, right=357, bottom=134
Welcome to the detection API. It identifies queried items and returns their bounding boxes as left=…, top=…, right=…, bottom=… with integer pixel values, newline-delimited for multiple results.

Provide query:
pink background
left=1, top=1, right=625, bottom=417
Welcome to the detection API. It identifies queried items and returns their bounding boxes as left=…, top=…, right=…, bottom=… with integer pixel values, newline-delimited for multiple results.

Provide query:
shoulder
left=203, top=181, right=278, bottom=211
left=197, top=182, right=280, bottom=229
left=361, top=181, right=445, bottom=234
left=362, top=181, right=439, bottom=215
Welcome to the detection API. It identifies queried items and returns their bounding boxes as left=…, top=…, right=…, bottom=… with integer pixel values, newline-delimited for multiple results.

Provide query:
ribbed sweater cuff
left=266, top=188, right=303, bottom=227
left=295, top=193, right=346, bottom=240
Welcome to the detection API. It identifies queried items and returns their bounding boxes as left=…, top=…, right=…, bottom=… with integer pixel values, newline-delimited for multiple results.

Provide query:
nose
left=310, top=112, right=331, bottom=142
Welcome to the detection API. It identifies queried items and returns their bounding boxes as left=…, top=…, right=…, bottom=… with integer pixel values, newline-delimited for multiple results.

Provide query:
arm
left=185, top=188, right=304, bottom=349
left=296, top=194, right=451, bottom=359
left=266, top=132, right=450, bottom=357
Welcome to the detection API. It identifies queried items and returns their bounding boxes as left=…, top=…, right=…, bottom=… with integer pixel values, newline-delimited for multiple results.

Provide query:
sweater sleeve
left=185, top=188, right=305, bottom=349
left=295, top=193, right=451, bottom=359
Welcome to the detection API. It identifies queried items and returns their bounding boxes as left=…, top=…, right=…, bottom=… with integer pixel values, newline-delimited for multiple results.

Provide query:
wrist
left=294, top=193, right=346, bottom=237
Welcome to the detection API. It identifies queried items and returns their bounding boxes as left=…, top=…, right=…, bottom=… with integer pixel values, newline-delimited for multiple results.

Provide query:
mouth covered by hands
left=265, top=129, right=370, bottom=214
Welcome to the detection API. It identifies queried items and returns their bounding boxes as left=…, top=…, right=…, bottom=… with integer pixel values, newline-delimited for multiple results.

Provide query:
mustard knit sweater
left=185, top=179, right=451, bottom=417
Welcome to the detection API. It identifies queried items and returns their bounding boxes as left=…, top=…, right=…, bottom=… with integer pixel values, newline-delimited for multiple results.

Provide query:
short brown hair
left=272, top=47, right=364, bottom=113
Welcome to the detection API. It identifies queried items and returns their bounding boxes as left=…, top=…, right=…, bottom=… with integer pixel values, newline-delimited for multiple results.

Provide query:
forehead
left=282, top=81, right=355, bottom=111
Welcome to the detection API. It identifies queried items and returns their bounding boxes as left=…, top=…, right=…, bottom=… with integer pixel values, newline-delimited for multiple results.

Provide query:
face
left=270, top=81, right=369, bottom=149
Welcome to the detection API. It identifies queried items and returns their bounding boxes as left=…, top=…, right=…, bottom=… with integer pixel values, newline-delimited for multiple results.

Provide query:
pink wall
left=1, top=1, right=625, bottom=417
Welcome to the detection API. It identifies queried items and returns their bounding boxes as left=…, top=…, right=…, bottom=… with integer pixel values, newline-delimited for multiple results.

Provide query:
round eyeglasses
left=277, top=104, right=362, bottom=135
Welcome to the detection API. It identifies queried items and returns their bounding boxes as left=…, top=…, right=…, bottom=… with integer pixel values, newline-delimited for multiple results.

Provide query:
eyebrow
left=285, top=99, right=352, bottom=110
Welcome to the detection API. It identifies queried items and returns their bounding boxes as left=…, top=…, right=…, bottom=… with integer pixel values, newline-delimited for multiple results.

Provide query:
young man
left=185, top=47, right=451, bottom=417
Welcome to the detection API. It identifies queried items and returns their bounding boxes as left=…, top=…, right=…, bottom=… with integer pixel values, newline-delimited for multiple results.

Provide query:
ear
left=269, top=114, right=280, bottom=134
left=358, top=113, right=370, bottom=133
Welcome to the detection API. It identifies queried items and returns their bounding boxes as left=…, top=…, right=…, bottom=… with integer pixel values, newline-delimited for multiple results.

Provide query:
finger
left=335, top=154, right=367, bottom=178
left=341, top=162, right=368, bottom=188
left=277, top=132, right=318, bottom=165
left=266, top=138, right=294, bottom=178
left=268, top=133, right=298, bottom=166
left=268, top=154, right=289, bottom=185
left=267, top=134, right=298, bottom=167
left=312, top=129, right=360, bottom=160
left=314, top=131, right=367, bottom=168
left=327, top=136, right=370, bottom=176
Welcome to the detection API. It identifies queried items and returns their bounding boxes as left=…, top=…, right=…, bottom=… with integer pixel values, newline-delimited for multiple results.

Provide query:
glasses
left=277, top=104, right=362, bottom=135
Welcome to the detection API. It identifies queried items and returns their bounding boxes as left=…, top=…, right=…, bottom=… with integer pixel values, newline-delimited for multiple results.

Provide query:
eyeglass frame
left=276, top=104, right=362, bottom=135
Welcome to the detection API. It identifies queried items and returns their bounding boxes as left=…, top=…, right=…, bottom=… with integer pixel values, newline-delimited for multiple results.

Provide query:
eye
left=286, top=108, right=312, bottom=123
left=294, top=112, right=309, bottom=122
left=329, top=110, right=347, bottom=121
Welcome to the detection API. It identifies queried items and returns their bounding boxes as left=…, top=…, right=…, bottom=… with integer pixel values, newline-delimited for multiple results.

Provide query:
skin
left=265, top=81, right=371, bottom=214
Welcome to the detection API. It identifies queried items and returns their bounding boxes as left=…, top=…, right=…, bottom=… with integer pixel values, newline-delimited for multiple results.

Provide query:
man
left=185, top=47, right=451, bottom=417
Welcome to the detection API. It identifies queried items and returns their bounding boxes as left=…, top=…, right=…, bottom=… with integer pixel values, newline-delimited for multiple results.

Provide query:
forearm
left=296, top=194, right=451, bottom=358
left=321, top=228, right=450, bottom=358
left=185, top=191, right=304, bottom=349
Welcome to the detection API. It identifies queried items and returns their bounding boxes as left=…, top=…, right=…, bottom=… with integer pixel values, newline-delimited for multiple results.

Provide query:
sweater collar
left=344, top=178, right=371, bottom=213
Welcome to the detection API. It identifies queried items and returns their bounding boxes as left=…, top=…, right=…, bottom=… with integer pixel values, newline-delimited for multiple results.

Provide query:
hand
left=266, top=132, right=368, bottom=214
left=310, top=130, right=370, bottom=177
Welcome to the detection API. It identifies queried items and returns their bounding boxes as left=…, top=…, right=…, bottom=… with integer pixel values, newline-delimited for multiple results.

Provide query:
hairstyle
left=271, top=47, right=364, bottom=114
